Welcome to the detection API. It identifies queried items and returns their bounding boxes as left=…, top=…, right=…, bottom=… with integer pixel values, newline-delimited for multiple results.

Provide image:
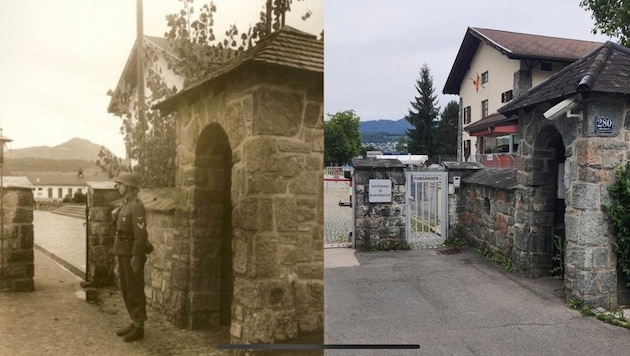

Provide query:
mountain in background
left=7, top=138, right=106, bottom=161
left=359, top=118, right=411, bottom=134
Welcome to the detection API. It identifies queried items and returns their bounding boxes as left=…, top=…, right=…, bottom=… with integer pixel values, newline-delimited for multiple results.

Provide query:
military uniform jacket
left=113, top=196, right=148, bottom=256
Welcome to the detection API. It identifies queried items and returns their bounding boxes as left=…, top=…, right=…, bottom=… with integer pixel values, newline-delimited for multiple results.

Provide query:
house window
left=540, top=62, right=552, bottom=71
left=481, top=71, right=489, bottom=84
left=481, top=100, right=489, bottom=118
left=464, top=140, right=471, bottom=158
left=58, top=188, right=63, bottom=198
left=68, top=188, right=73, bottom=197
left=483, top=134, right=520, bottom=154
left=48, top=188, right=53, bottom=198
left=501, top=90, right=513, bottom=103
left=463, top=106, right=472, bottom=124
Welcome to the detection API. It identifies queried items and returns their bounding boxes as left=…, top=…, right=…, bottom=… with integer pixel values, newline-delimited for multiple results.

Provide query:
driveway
left=324, top=248, right=630, bottom=355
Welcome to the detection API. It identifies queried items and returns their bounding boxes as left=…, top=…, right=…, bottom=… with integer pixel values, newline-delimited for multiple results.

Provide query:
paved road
left=324, top=248, right=630, bottom=356
left=324, top=181, right=352, bottom=245
left=33, top=210, right=86, bottom=277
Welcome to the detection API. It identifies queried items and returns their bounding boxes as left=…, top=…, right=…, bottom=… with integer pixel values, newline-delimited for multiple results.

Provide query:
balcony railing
left=466, top=153, right=518, bottom=169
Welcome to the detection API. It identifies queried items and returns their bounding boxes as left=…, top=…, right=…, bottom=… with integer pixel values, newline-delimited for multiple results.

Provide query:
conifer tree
left=405, top=64, right=439, bottom=155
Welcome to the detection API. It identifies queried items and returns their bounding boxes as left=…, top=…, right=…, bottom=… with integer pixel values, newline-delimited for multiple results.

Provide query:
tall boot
left=123, top=322, right=144, bottom=342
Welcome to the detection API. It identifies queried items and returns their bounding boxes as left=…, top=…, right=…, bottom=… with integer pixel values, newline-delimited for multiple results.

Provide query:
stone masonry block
left=598, top=270, right=618, bottom=294
left=238, top=197, right=273, bottom=231
left=273, top=309, right=298, bottom=341
left=295, top=233, right=311, bottom=262
left=19, top=226, right=34, bottom=249
left=247, top=173, right=287, bottom=194
left=233, top=238, right=248, bottom=274
left=565, top=245, right=590, bottom=269
left=575, top=271, right=598, bottom=295
left=576, top=140, right=601, bottom=167
left=255, top=236, right=279, bottom=277
left=277, top=139, right=311, bottom=154
left=592, top=247, right=613, bottom=268
left=577, top=212, right=604, bottom=246
left=304, top=102, right=323, bottom=129
left=253, top=88, right=302, bottom=137
left=572, top=183, right=599, bottom=210
left=289, top=170, right=320, bottom=195
left=274, top=197, right=297, bottom=232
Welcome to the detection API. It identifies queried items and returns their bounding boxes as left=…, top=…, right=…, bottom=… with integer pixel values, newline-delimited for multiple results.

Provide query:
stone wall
left=0, top=186, right=35, bottom=292
left=455, top=169, right=517, bottom=257
left=352, top=158, right=407, bottom=250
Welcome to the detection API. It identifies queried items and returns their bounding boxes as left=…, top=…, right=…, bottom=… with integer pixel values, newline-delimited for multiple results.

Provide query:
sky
left=0, top=0, right=323, bottom=157
left=324, top=0, right=613, bottom=122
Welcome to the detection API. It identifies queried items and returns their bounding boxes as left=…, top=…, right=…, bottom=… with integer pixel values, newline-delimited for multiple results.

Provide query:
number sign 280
left=595, top=117, right=613, bottom=133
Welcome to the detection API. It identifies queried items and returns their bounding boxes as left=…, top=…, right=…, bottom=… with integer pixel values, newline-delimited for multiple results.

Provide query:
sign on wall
left=595, top=117, right=613, bottom=133
left=369, top=179, right=392, bottom=203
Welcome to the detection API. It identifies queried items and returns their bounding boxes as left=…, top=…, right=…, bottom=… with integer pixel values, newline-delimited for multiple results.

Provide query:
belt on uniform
left=116, top=231, right=134, bottom=241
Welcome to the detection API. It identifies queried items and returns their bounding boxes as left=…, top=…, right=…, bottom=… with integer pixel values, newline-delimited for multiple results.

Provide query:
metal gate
left=406, top=170, right=448, bottom=248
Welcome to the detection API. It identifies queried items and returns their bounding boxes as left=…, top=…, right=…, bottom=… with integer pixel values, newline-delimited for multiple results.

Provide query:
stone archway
left=514, top=125, right=565, bottom=277
left=190, top=123, right=233, bottom=328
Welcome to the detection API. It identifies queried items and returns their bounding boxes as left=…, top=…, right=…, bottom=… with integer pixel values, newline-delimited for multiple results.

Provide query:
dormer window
left=540, top=62, right=552, bottom=71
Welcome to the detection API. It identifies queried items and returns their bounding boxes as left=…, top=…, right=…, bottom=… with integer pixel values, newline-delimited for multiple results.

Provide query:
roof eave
left=443, top=28, right=482, bottom=95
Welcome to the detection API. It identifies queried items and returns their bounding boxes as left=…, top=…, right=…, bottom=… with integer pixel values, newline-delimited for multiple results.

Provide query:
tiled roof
left=25, top=172, right=112, bottom=186
left=464, top=112, right=514, bottom=133
left=153, top=26, right=323, bottom=114
left=499, top=41, right=630, bottom=115
left=473, top=28, right=601, bottom=61
left=443, top=27, right=601, bottom=94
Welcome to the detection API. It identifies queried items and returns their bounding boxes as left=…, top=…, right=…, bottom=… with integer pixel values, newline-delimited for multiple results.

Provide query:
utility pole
left=136, top=0, right=146, bottom=169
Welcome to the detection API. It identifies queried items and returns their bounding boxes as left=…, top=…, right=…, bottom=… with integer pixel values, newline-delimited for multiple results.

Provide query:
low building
left=25, top=172, right=111, bottom=201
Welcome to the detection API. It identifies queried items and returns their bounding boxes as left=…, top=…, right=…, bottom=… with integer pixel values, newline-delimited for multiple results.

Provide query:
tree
left=395, top=136, right=408, bottom=153
left=324, top=110, right=362, bottom=165
left=580, top=0, right=630, bottom=46
left=104, top=0, right=321, bottom=187
left=435, top=100, right=459, bottom=155
left=405, top=64, right=440, bottom=155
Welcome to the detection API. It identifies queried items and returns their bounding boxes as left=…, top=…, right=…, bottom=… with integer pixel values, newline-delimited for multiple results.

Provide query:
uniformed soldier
left=112, top=172, right=148, bottom=342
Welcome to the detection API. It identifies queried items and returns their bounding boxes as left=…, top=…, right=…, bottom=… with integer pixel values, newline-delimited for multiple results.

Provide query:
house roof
left=2, top=176, right=33, bottom=189
left=25, top=172, right=112, bottom=186
left=153, top=26, right=323, bottom=114
left=464, top=112, right=515, bottom=133
left=107, top=35, right=179, bottom=113
left=443, top=27, right=602, bottom=94
left=499, top=41, right=630, bottom=115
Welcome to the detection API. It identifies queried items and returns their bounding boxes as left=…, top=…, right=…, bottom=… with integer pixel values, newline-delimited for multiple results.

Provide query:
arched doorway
left=530, top=125, right=566, bottom=277
left=192, top=123, right=233, bottom=327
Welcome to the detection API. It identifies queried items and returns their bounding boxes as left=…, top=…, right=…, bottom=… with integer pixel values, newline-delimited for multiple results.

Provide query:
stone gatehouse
left=453, top=41, right=630, bottom=309
left=86, top=26, right=323, bottom=346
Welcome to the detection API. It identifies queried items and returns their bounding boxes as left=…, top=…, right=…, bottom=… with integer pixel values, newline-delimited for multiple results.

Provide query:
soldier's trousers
left=117, top=255, right=147, bottom=325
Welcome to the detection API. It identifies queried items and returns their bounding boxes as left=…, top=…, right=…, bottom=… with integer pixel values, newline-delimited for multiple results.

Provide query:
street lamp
left=0, top=129, right=12, bottom=277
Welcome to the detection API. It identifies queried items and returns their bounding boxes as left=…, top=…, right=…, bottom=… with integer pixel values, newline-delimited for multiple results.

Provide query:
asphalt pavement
left=324, top=248, right=630, bottom=355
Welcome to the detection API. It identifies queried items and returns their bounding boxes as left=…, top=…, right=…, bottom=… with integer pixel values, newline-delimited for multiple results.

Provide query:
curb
left=34, top=243, right=86, bottom=280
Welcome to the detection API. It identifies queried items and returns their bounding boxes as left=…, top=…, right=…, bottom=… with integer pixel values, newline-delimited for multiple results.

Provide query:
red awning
left=469, top=123, right=518, bottom=137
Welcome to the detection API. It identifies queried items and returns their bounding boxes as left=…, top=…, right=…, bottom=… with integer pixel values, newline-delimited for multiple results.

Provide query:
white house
left=107, top=35, right=184, bottom=117
left=443, top=27, right=601, bottom=166
left=26, top=171, right=111, bottom=201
